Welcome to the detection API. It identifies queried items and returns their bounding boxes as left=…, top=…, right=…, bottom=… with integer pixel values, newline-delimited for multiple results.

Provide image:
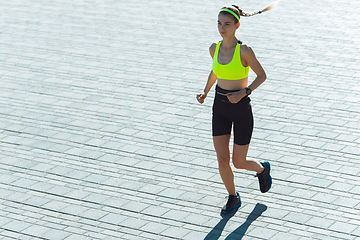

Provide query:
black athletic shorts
left=212, top=85, right=254, bottom=146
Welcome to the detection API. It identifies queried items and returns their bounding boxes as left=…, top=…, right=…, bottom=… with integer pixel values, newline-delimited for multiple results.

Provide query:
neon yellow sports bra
left=212, top=41, right=249, bottom=80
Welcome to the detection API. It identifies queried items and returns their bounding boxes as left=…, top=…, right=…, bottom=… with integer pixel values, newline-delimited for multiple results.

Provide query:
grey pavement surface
left=0, top=0, right=360, bottom=239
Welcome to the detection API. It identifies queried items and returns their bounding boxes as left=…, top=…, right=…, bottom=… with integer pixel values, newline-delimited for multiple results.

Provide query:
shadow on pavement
left=204, top=203, right=267, bottom=240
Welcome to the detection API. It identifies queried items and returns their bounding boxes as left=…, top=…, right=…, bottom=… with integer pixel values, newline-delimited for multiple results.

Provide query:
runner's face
left=217, top=13, right=239, bottom=38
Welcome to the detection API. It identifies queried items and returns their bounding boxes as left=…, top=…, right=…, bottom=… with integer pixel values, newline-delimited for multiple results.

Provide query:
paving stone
left=121, top=217, right=148, bottom=230
left=41, top=229, right=72, bottom=240
left=2, top=220, right=32, bottom=233
left=0, top=216, right=12, bottom=227
left=270, top=232, right=301, bottom=240
left=306, top=216, right=335, bottom=230
left=329, top=221, right=358, bottom=235
left=83, top=193, right=111, bottom=205
left=81, top=209, right=108, bottom=221
left=162, top=209, right=191, bottom=222
left=140, top=221, right=170, bottom=236
left=99, top=213, right=128, bottom=225
left=248, top=226, right=278, bottom=239
left=22, top=224, right=50, bottom=237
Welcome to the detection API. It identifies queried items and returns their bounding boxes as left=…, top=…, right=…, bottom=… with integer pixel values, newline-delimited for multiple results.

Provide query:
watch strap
left=245, top=87, right=252, bottom=96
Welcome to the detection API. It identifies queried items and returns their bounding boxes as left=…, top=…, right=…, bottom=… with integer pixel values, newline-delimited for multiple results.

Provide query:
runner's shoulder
left=209, top=43, right=217, bottom=58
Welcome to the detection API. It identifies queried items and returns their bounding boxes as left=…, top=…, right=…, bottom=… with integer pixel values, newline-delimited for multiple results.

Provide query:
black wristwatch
left=245, top=87, right=252, bottom=96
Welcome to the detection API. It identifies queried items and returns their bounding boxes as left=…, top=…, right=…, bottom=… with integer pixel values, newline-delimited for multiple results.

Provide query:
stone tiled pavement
left=0, top=0, right=359, bottom=239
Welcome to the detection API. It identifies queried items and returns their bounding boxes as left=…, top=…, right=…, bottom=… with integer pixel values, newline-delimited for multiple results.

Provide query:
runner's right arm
left=197, top=44, right=217, bottom=104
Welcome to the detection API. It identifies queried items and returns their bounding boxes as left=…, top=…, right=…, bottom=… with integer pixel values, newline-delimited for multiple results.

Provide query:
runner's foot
left=221, top=192, right=242, bottom=214
left=257, top=161, right=272, bottom=193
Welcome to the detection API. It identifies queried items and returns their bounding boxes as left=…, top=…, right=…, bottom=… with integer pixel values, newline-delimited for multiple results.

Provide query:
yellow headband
left=219, top=9, right=240, bottom=22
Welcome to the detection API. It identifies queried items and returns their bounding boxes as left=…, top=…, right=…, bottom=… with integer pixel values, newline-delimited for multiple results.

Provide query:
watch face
left=246, top=88, right=251, bottom=95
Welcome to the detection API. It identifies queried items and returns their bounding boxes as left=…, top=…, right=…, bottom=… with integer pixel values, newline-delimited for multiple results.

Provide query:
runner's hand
left=197, top=92, right=207, bottom=104
left=227, top=90, right=245, bottom=104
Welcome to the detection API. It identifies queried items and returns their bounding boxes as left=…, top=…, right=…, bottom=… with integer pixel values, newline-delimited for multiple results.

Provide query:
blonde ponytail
left=234, top=1, right=280, bottom=17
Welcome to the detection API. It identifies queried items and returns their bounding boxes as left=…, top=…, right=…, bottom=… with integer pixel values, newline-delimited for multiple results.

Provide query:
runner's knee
left=217, top=155, right=230, bottom=168
left=233, top=159, right=246, bottom=169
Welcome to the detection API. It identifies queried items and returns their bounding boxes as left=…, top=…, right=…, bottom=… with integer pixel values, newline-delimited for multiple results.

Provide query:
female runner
left=197, top=4, right=273, bottom=214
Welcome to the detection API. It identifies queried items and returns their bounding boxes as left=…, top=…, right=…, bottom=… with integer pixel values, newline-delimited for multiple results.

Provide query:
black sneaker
left=221, top=192, right=242, bottom=214
left=257, top=161, right=272, bottom=193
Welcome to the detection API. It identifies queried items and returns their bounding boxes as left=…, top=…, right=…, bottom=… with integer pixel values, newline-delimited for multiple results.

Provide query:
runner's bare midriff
left=217, top=77, right=248, bottom=91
